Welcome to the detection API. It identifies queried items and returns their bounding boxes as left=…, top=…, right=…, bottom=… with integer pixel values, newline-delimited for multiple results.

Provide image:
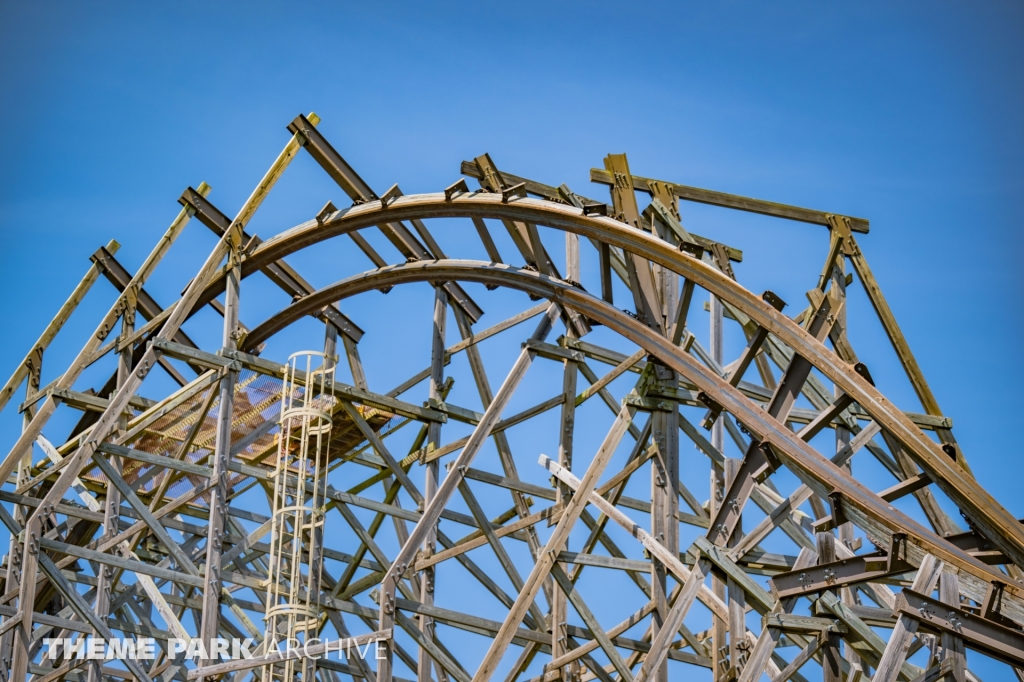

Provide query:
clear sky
left=0, top=1, right=1022, bottom=678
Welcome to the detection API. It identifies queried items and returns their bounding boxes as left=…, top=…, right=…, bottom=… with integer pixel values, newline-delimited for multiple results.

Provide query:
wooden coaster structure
left=0, top=112, right=1021, bottom=682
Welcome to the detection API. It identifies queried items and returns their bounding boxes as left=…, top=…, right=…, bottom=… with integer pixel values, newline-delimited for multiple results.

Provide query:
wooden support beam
left=459, top=160, right=745, bottom=259
left=546, top=602, right=658, bottom=672
left=773, top=632, right=827, bottom=682
left=874, top=555, right=944, bottom=682
left=470, top=401, right=637, bottom=682
left=180, top=180, right=364, bottom=343
left=819, top=588, right=924, bottom=678
left=589, top=167, right=870, bottom=233
left=650, top=376, right=679, bottom=682
left=377, top=306, right=559, bottom=682
left=816, top=532, right=843, bottom=682
left=0, top=239, right=119, bottom=415
left=289, top=113, right=483, bottom=323
left=603, top=154, right=666, bottom=336
left=730, top=421, right=880, bottom=561
left=938, top=570, right=967, bottom=682
left=543, top=456, right=727, bottom=619
left=705, top=287, right=844, bottom=547
left=551, top=322, right=579, bottom=682
left=896, top=587, right=1024, bottom=669
left=34, top=549, right=156, bottom=682
left=736, top=548, right=818, bottom=682
left=879, top=473, right=933, bottom=503
left=635, top=558, right=713, bottom=682
left=841, top=227, right=948, bottom=423
left=418, top=284, right=446, bottom=682
left=701, top=292, right=785, bottom=429
left=451, top=305, right=557, bottom=611
left=549, top=565, right=634, bottom=682
left=197, top=224, right=241, bottom=676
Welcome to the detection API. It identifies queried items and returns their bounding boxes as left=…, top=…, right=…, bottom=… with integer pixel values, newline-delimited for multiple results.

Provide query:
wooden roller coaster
left=0, top=113, right=1020, bottom=682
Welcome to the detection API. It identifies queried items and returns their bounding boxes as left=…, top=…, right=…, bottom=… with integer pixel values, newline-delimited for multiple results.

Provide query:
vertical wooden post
left=342, top=333, right=369, bottom=390
left=0, top=395, right=36, bottom=678
left=710, top=293, right=727, bottom=680
left=321, top=317, right=340, bottom=598
left=817, top=532, right=842, bottom=682
left=89, top=290, right=136, bottom=682
left=938, top=570, right=966, bottom=682
left=323, top=321, right=339, bottom=370
left=551, top=231, right=580, bottom=681
left=655, top=360, right=679, bottom=667
left=875, top=555, right=943, bottom=682
left=650, top=199, right=680, bottom=682
left=725, top=459, right=746, bottom=676
left=308, top=321, right=337, bottom=620
left=199, top=229, right=242, bottom=675
left=419, top=286, right=447, bottom=682
left=551, top=347, right=578, bottom=680
left=831, top=258, right=864, bottom=677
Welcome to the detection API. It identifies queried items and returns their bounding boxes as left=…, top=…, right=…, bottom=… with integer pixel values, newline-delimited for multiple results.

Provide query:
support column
left=938, top=570, right=966, bottom=682
left=378, top=306, right=559, bottom=682
left=308, top=321, right=336, bottom=619
left=323, top=320, right=339, bottom=371
left=650, top=396, right=679, bottom=682
left=832, top=259, right=863, bottom=677
left=817, top=532, right=842, bottom=682
left=644, top=187, right=683, bottom=682
left=420, top=286, right=447, bottom=682
left=725, top=459, right=746, bottom=676
left=199, top=231, right=242, bottom=675
left=89, top=291, right=135, bottom=682
left=710, top=293, right=727, bottom=681
left=0, top=393, right=36, bottom=679
left=342, top=333, right=368, bottom=390
left=551, top=231, right=581, bottom=681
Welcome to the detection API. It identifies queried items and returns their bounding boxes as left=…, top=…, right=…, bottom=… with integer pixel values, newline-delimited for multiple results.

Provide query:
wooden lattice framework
left=0, top=113, right=1022, bottom=682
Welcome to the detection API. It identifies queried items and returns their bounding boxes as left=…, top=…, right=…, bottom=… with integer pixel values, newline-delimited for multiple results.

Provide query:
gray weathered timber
left=1, top=140, right=1014, bottom=682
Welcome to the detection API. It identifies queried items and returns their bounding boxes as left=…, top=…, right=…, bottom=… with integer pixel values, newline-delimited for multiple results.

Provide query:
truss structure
left=0, top=112, right=1022, bottom=682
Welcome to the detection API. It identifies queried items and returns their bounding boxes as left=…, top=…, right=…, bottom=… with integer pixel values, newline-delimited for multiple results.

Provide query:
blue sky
left=0, top=1, right=1022, bottom=678
left=1, top=0, right=1019, bottom=499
